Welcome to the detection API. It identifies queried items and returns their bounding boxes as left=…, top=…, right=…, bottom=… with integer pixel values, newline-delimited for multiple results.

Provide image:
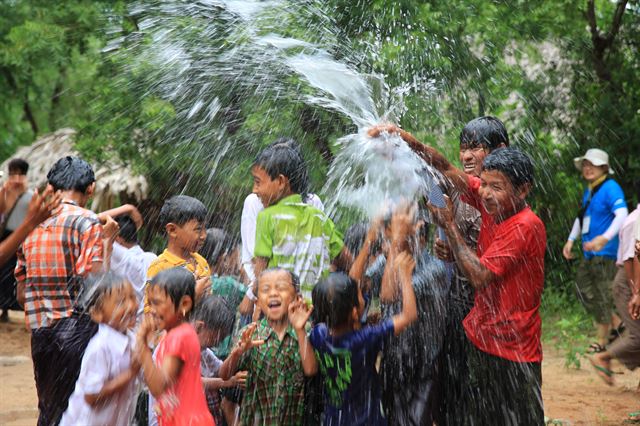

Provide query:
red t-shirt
left=462, top=176, right=546, bottom=363
left=154, top=323, right=214, bottom=426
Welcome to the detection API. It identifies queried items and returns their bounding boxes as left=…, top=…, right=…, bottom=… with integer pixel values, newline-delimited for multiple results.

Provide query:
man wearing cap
left=563, top=148, right=628, bottom=350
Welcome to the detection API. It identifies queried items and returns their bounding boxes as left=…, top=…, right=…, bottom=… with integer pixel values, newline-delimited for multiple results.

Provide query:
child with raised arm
left=310, top=250, right=417, bottom=426
left=219, top=268, right=317, bottom=425
left=135, top=267, right=214, bottom=426
left=60, top=273, right=140, bottom=426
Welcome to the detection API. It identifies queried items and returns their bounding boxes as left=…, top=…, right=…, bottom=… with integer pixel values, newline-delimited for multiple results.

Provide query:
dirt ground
left=0, top=310, right=638, bottom=426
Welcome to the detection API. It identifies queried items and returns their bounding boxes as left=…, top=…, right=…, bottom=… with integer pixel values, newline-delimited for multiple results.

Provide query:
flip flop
left=588, top=357, right=620, bottom=386
left=587, top=342, right=606, bottom=354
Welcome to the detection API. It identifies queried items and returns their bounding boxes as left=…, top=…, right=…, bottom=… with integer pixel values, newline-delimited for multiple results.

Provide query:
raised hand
left=426, top=194, right=455, bottom=229
left=367, top=124, right=401, bottom=138
left=394, top=251, right=416, bottom=279
left=434, top=238, right=453, bottom=262
left=24, top=187, right=62, bottom=228
left=288, top=298, right=314, bottom=331
left=235, top=322, right=265, bottom=354
left=390, top=201, right=417, bottom=244
left=101, top=214, right=120, bottom=239
left=195, top=275, right=212, bottom=299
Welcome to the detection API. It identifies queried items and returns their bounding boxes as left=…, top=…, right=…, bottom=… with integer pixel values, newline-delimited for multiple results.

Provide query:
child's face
left=256, top=270, right=297, bottom=323
left=252, top=165, right=286, bottom=207
left=169, top=219, right=206, bottom=254
left=93, top=282, right=138, bottom=333
left=196, top=323, right=226, bottom=348
left=459, top=142, right=489, bottom=177
left=148, top=285, right=184, bottom=331
left=478, top=169, right=528, bottom=222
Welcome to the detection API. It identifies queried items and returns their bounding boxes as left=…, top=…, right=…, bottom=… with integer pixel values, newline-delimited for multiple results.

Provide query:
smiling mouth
left=463, top=164, right=476, bottom=171
left=268, top=300, right=282, bottom=309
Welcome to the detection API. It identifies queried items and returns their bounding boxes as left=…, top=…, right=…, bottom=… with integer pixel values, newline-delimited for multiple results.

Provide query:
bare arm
left=368, top=125, right=469, bottom=193
left=349, top=221, right=381, bottom=290
left=85, top=366, right=139, bottom=406
left=289, top=299, right=317, bottom=376
left=380, top=204, right=415, bottom=303
left=390, top=252, right=418, bottom=335
left=98, top=204, right=143, bottom=229
left=427, top=197, right=495, bottom=289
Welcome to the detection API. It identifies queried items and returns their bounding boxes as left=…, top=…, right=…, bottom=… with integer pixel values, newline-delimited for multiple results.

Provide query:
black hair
left=159, top=195, right=207, bottom=228
left=149, top=267, right=196, bottom=312
left=8, top=158, right=29, bottom=175
left=201, top=228, right=238, bottom=267
left=343, top=222, right=368, bottom=257
left=256, top=268, right=300, bottom=294
left=80, top=272, right=129, bottom=312
left=192, top=295, right=235, bottom=336
left=312, top=272, right=359, bottom=329
left=47, top=156, right=96, bottom=193
left=460, top=116, right=510, bottom=151
left=482, top=147, right=535, bottom=188
left=253, top=140, right=309, bottom=198
left=115, top=214, right=138, bottom=244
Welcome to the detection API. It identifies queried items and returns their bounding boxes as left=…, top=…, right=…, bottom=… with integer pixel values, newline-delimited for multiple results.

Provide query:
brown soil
left=0, top=310, right=638, bottom=426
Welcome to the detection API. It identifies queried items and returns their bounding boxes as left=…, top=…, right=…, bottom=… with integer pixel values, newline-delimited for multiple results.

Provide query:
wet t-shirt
left=310, top=319, right=395, bottom=426
left=463, top=206, right=546, bottom=363
left=154, top=323, right=214, bottom=426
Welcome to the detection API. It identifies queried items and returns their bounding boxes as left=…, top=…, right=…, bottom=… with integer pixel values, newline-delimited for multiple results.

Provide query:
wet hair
left=482, top=147, right=535, bottom=188
left=253, top=139, right=309, bottom=197
left=201, top=228, right=238, bottom=267
left=192, top=295, right=235, bottom=336
left=115, top=214, right=138, bottom=244
left=47, top=156, right=95, bottom=193
left=344, top=222, right=368, bottom=256
left=80, top=272, right=129, bottom=312
left=7, top=158, right=29, bottom=175
left=159, top=195, right=207, bottom=228
left=149, top=267, right=196, bottom=311
left=312, top=272, right=359, bottom=329
left=460, top=116, right=509, bottom=151
left=256, top=268, right=300, bottom=294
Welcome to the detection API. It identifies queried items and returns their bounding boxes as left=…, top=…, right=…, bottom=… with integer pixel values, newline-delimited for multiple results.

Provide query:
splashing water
left=108, top=0, right=441, bottom=219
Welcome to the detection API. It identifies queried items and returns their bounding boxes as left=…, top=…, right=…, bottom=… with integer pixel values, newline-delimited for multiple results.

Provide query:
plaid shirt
left=238, top=319, right=305, bottom=426
left=15, top=200, right=104, bottom=329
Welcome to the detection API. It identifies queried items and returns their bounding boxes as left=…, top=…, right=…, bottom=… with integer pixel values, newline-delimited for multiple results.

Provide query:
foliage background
left=2, top=0, right=639, bottom=349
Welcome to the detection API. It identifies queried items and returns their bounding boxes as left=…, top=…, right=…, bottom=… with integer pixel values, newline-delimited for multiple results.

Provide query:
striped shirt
left=15, top=200, right=104, bottom=329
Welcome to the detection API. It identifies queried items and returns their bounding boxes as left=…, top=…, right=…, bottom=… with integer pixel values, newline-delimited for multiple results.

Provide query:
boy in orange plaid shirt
left=16, top=156, right=117, bottom=425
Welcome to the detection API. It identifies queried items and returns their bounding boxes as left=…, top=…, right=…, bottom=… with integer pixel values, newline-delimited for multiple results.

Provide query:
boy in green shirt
left=246, top=139, right=344, bottom=303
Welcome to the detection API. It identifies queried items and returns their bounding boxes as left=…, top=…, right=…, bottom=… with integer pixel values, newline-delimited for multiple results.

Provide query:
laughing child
left=219, top=268, right=317, bottom=425
left=60, top=273, right=140, bottom=426
left=136, top=267, right=214, bottom=426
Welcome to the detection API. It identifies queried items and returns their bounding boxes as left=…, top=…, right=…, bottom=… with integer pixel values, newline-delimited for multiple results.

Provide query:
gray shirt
left=6, top=190, right=33, bottom=232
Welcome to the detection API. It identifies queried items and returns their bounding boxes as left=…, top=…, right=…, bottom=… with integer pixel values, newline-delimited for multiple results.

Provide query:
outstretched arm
left=390, top=252, right=418, bottom=335
left=368, top=125, right=469, bottom=194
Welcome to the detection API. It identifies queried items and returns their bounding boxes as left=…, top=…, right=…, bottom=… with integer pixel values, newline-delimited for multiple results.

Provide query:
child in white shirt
left=60, top=273, right=140, bottom=426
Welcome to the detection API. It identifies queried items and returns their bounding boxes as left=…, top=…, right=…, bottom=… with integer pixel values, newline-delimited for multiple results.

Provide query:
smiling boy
left=219, top=268, right=317, bottom=426
left=427, top=147, right=546, bottom=425
left=145, top=195, right=211, bottom=307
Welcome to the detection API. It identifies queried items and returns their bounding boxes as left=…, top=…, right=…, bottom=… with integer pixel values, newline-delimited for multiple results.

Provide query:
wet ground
left=0, top=310, right=638, bottom=425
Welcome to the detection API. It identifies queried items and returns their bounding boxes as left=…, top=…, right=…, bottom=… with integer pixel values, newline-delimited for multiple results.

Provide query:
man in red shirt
left=427, top=147, right=545, bottom=425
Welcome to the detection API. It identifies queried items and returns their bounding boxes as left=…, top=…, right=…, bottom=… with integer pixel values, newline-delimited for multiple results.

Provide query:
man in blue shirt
left=563, top=148, right=628, bottom=349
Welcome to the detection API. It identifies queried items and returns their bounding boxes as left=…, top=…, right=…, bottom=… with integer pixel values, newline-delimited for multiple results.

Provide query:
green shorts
left=575, top=256, right=617, bottom=323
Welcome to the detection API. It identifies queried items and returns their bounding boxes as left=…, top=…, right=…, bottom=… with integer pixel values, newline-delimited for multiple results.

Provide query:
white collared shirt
left=110, top=242, right=157, bottom=315
left=240, top=193, right=324, bottom=282
left=60, top=324, right=139, bottom=426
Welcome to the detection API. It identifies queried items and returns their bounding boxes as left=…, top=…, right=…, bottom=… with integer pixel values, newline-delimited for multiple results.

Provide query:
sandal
left=587, top=357, right=621, bottom=386
left=587, top=342, right=606, bottom=354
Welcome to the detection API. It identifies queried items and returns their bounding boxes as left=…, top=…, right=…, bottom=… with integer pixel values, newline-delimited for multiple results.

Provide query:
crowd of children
left=4, top=114, right=640, bottom=426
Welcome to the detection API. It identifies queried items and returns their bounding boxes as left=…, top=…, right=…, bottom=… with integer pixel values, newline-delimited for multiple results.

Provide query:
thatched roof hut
left=0, top=128, right=148, bottom=212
